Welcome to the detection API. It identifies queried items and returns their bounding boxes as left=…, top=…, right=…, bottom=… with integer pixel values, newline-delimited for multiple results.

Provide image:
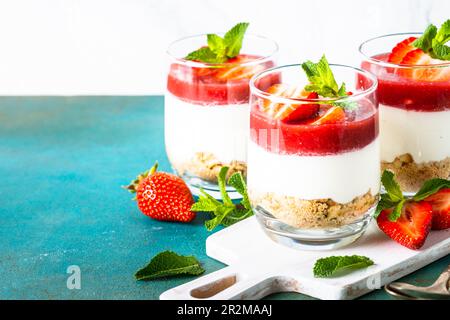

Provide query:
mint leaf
left=389, top=199, right=406, bottom=222
left=432, top=43, right=450, bottom=60
left=313, top=255, right=374, bottom=278
left=185, top=47, right=226, bottom=63
left=413, top=20, right=450, bottom=60
left=185, top=22, right=249, bottom=63
left=228, top=172, right=251, bottom=210
left=135, top=251, right=205, bottom=281
left=413, top=178, right=450, bottom=201
left=413, top=24, right=437, bottom=52
left=374, top=193, right=396, bottom=218
left=221, top=208, right=253, bottom=227
left=191, top=189, right=222, bottom=212
left=205, top=205, right=235, bottom=231
left=218, top=166, right=233, bottom=206
left=301, top=55, right=353, bottom=109
left=381, top=170, right=404, bottom=202
left=191, top=167, right=253, bottom=231
left=377, top=170, right=406, bottom=221
left=224, top=22, right=249, bottom=58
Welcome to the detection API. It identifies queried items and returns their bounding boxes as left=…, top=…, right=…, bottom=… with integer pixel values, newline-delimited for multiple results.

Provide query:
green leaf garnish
left=413, top=19, right=450, bottom=60
left=135, top=251, right=205, bottom=281
left=313, top=255, right=374, bottom=278
left=185, top=22, right=249, bottom=63
left=375, top=170, right=405, bottom=220
left=301, top=55, right=356, bottom=110
left=191, top=166, right=253, bottom=231
left=185, top=47, right=226, bottom=63
left=375, top=170, right=450, bottom=221
left=413, top=178, right=450, bottom=201
left=381, top=170, right=404, bottom=202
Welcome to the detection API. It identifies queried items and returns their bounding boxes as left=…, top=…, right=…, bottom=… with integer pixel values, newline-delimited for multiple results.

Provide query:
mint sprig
left=313, top=255, right=374, bottom=278
left=135, top=251, right=205, bottom=281
left=301, top=55, right=356, bottom=110
left=375, top=170, right=450, bottom=221
left=375, top=170, right=407, bottom=221
left=185, top=22, right=250, bottom=63
left=413, top=20, right=450, bottom=60
left=191, top=166, right=253, bottom=231
left=413, top=178, right=450, bottom=201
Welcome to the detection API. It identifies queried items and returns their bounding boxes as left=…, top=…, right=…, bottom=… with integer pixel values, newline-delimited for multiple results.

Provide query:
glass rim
left=359, top=32, right=450, bottom=69
left=166, top=33, right=279, bottom=68
left=249, top=63, right=378, bottom=104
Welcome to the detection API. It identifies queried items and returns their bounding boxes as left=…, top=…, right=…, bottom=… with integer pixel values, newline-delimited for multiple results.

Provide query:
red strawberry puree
left=167, top=54, right=277, bottom=105
left=250, top=99, right=378, bottom=156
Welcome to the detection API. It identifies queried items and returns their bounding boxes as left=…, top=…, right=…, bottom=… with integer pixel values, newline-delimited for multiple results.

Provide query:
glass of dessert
left=248, top=56, right=380, bottom=250
left=359, top=21, right=450, bottom=194
left=165, top=23, right=278, bottom=199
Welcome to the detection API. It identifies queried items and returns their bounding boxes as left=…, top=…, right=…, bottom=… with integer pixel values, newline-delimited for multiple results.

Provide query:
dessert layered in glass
left=360, top=32, right=450, bottom=193
left=248, top=60, right=379, bottom=249
left=165, top=32, right=277, bottom=197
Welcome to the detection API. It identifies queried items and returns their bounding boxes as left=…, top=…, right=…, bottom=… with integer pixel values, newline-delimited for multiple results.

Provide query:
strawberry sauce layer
left=250, top=100, right=379, bottom=155
left=361, top=53, right=450, bottom=112
left=167, top=54, right=276, bottom=105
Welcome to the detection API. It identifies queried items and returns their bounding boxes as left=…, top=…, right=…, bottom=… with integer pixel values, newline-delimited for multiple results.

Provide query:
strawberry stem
left=123, top=161, right=159, bottom=194
left=149, top=161, right=158, bottom=175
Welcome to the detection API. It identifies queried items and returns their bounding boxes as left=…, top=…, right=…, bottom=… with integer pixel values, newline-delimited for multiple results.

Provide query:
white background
left=0, top=0, right=448, bottom=95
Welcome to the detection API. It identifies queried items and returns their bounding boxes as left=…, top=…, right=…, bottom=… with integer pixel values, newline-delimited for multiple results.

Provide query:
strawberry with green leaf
left=375, top=170, right=450, bottom=249
left=387, top=20, right=450, bottom=81
left=124, top=162, right=195, bottom=223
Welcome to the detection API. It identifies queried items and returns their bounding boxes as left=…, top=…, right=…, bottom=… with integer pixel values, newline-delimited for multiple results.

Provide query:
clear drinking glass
left=248, top=64, right=379, bottom=250
left=360, top=33, right=450, bottom=194
left=165, top=34, right=278, bottom=199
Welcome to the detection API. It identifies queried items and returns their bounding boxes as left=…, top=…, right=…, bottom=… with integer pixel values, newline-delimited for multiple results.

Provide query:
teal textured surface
left=0, top=96, right=448, bottom=300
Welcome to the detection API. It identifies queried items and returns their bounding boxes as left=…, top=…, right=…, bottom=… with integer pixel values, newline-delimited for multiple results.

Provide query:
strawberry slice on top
left=309, top=105, right=345, bottom=125
left=423, top=188, right=450, bottom=230
left=377, top=201, right=433, bottom=250
left=387, top=37, right=417, bottom=64
left=399, top=48, right=450, bottom=81
left=215, top=55, right=265, bottom=81
left=260, top=84, right=319, bottom=122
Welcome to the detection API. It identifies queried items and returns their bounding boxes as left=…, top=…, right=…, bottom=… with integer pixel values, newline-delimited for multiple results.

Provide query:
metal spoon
left=385, top=265, right=450, bottom=300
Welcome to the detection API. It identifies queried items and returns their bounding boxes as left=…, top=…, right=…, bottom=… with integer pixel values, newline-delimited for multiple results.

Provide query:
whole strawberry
left=125, top=162, right=195, bottom=222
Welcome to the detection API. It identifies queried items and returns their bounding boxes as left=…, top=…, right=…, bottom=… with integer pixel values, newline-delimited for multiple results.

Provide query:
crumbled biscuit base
left=250, top=190, right=378, bottom=229
left=173, top=152, right=247, bottom=183
left=382, top=154, right=450, bottom=193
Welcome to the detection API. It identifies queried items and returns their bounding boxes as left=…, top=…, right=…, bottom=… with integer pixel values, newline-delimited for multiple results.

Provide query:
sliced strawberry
left=310, top=106, right=345, bottom=125
left=423, top=188, right=450, bottom=230
left=261, top=83, right=290, bottom=113
left=399, top=49, right=450, bottom=81
left=377, top=201, right=432, bottom=250
left=388, top=37, right=417, bottom=64
left=260, top=84, right=319, bottom=121
left=215, top=56, right=264, bottom=80
left=281, top=92, right=319, bottom=122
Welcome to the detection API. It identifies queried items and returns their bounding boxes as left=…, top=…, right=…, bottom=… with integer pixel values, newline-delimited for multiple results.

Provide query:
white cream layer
left=247, top=139, right=380, bottom=204
left=165, top=93, right=249, bottom=164
left=380, top=104, right=450, bottom=163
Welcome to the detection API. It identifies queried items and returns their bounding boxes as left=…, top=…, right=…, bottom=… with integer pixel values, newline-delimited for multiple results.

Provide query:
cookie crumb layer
left=250, top=190, right=378, bottom=229
left=173, top=152, right=246, bottom=183
left=382, top=154, right=450, bottom=193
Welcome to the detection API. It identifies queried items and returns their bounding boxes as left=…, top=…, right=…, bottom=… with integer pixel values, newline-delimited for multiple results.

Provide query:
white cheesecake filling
left=164, top=92, right=249, bottom=164
left=380, top=104, right=450, bottom=163
left=247, top=138, right=380, bottom=204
